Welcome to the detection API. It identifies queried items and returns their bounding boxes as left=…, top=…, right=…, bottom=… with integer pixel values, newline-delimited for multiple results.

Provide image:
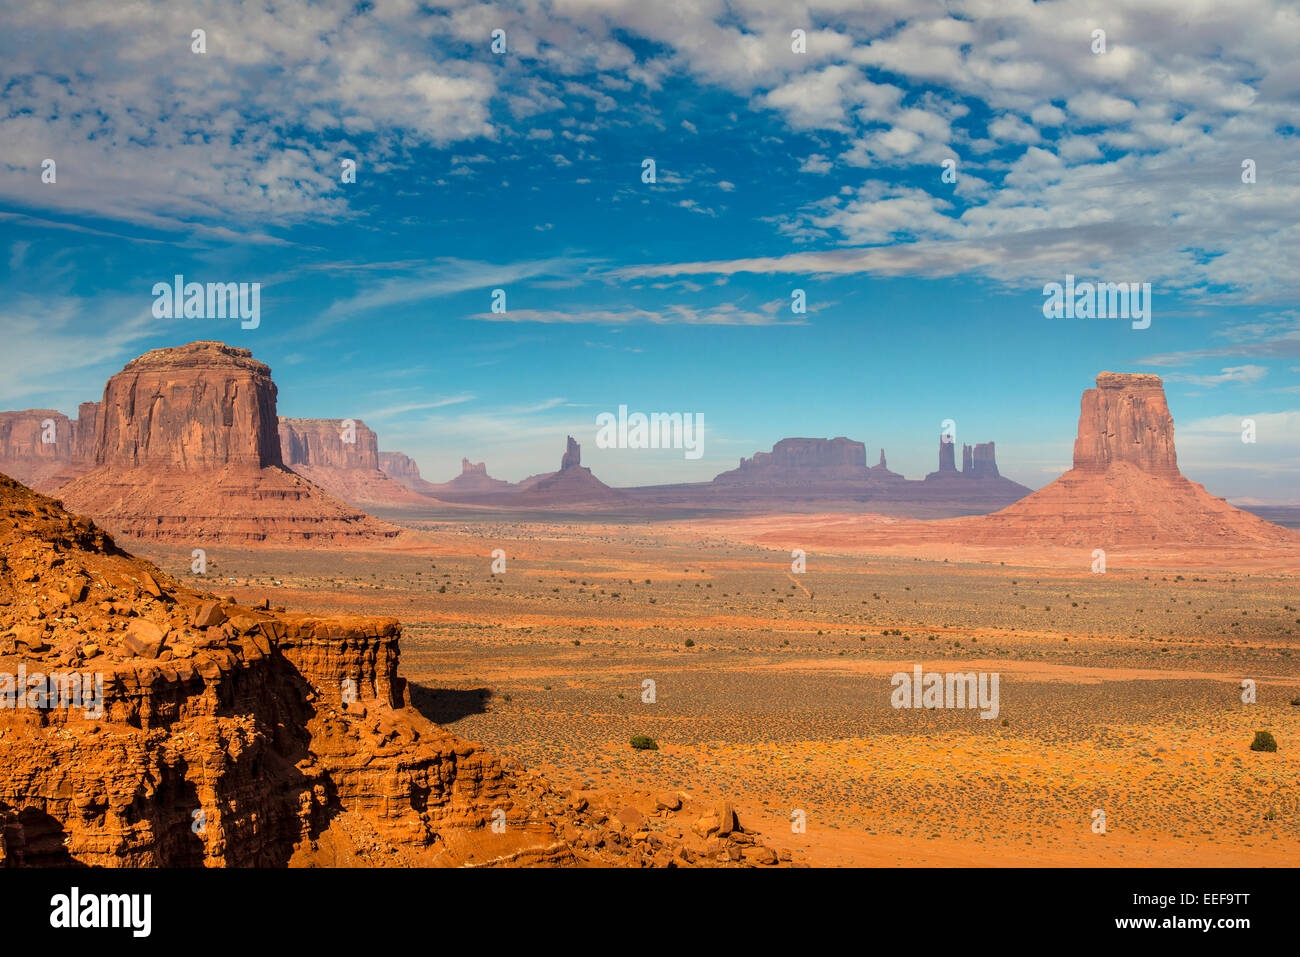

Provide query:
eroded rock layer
left=57, top=343, right=401, bottom=544
left=0, top=475, right=783, bottom=867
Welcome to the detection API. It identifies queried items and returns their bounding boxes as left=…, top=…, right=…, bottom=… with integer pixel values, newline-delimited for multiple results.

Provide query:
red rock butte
left=278, top=417, right=430, bottom=509
left=56, top=341, right=403, bottom=545
left=944, top=371, right=1295, bottom=548
left=1072, top=372, right=1179, bottom=477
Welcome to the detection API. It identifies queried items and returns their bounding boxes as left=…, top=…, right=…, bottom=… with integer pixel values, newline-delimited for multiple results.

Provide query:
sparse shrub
left=630, top=734, right=659, bottom=751
left=1250, top=731, right=1278, bottom=752
left=1290, top=696, right=1300, bottom=707
left=684, top=638, right=695, bottom=647
left=1001, top=718, right=1009, bottom=727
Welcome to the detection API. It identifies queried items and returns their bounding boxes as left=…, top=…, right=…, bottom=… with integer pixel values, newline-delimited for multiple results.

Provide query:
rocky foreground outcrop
left=0, top=475, right=783, bottom=867
left=56, top=343, right=402, bottom=545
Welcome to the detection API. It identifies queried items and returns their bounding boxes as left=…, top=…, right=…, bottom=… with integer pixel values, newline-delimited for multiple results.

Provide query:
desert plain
left=140, top=512, right=1300, bottom=867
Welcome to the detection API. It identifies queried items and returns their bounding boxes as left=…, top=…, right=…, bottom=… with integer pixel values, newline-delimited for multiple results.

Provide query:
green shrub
left=1250, top=730, right=1278, bottom=752
left=684, top=638, right=695, bottom=647
left=630, top=735, right=659, bottom=751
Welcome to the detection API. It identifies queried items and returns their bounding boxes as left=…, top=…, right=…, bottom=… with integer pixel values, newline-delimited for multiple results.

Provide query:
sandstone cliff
left=278, top=418, right=428, bottom=509
left=0, top=411, right=76, bottom=490
left=73, top=402, right=100, bottom=462
left=57, top=343, right=403, bottom=545
left=0, top=405, right=101, bottom=493
left=1072, top=372, right=1179, bottom=477
left=0, top=475, right=781, bottom=867
left=94, top=341, right=282, bottom=469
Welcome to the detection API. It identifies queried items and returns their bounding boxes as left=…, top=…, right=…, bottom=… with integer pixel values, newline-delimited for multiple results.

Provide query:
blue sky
left=1, top=0, right=1298, bottom=500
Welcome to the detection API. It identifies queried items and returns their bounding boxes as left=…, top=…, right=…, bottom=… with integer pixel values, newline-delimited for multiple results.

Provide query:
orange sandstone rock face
left=96, top=341, right=282, bottom=470
left=279, top=417, right=380, bottom=470
left=0, top=476, right=781, bottom=867
left=56, top=342, right=402, bottom=545
left=1072, top=372, right=1179, bottom=477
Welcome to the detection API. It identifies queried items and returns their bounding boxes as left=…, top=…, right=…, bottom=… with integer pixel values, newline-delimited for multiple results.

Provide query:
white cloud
left=1164, top=365, right=1269, bottom=387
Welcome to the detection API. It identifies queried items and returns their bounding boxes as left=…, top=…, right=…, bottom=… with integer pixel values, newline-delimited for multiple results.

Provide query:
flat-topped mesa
left=378, top=451, right=420, bottom=480
left=0, top=406, right=102, bottom=492
left=714, top=437, right=870, bottom=485
left=279, top=417, right=379, bottom=471
left=751, top=437, right=866, bottom=471
left=1072, top=372, right=1179, bottom=477
left=560, top=436, right=582, bottom=470
left=0, top=410, right=81, bottom=492
left=376, top=451, right=447, bottom=498
left=57, top=342, right=404, bottom=544
left=0, top=410, right=75, bottom=465
left=96, top=341, right=281, bottom=469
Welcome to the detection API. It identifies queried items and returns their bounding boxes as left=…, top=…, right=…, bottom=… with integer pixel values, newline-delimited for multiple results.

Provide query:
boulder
left=123, top=619, right=167, bottom=658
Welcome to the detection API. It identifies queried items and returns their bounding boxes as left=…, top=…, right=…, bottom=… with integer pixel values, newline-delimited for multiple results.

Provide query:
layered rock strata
left=278, top=418, right=428, bottom=508
left=56, top=343, right=401, bottom=544
left=0, top=475, right=782, bottom=867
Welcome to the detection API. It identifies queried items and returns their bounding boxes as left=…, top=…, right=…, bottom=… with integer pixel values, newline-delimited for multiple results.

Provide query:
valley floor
left=140, top=518, right=1300, bottom=866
